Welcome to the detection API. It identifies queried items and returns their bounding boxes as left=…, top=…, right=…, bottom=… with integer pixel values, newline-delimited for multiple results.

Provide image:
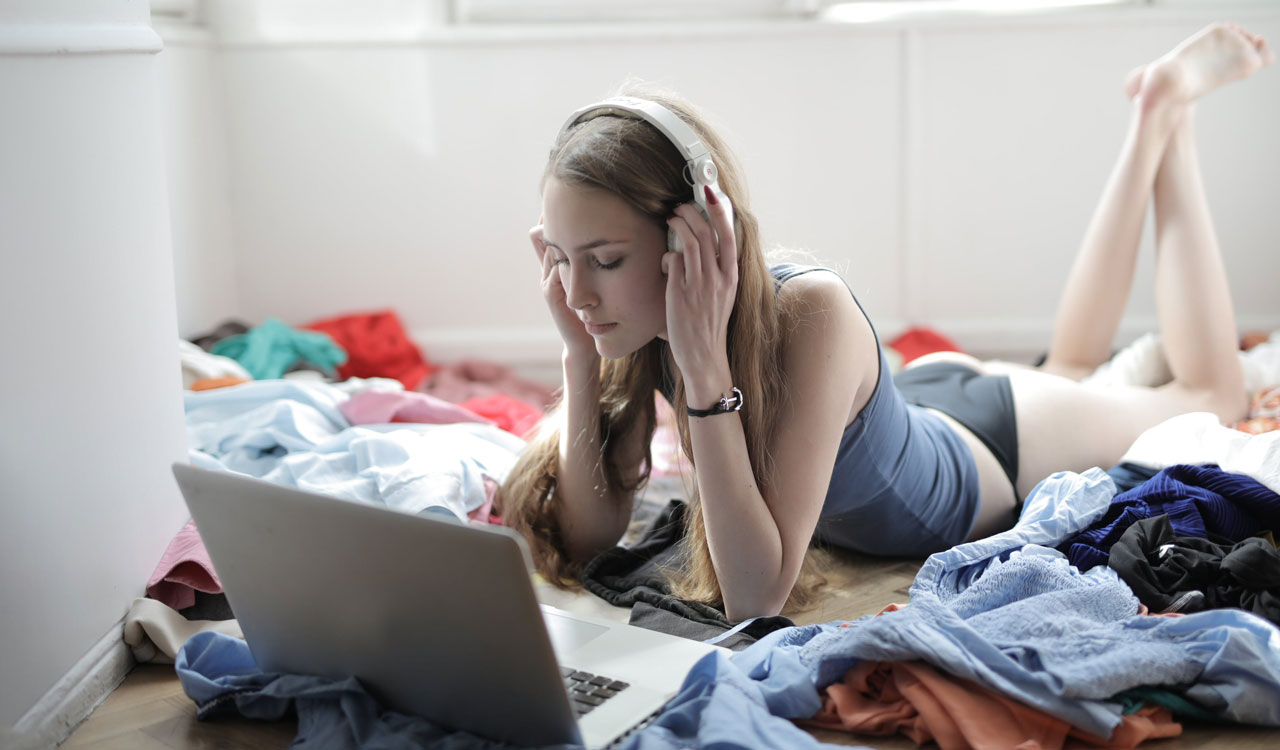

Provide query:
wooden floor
left=63, top=542, right=1280, bottom=749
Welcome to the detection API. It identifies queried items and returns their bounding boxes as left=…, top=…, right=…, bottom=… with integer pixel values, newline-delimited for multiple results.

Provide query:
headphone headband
left=560, top=96, right=710, bottom=164
left=557, top=95, right=733, bottom=254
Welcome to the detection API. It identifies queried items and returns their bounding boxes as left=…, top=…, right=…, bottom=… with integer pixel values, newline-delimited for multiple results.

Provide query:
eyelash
left=553, top=256, right=623, bottom=270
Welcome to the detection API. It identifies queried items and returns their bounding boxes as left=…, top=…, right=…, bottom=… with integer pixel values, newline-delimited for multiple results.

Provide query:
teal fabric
left=1112, top=686, right=1224, bottom=722
left=212, top=317, right=347, bottom=380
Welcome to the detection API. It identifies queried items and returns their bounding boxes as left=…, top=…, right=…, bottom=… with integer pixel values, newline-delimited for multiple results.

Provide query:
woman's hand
left=662, top=186, right=738, bottom=400
left=531, top=222, right=597, bottom=363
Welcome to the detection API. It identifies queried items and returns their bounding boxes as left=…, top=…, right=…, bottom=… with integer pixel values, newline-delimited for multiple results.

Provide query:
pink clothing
left=339, top=390, right=494, bottom=427
left=148, top=478, right=505, bottom=610
left=146, top=521, right=222, bottom=610
left=420, top=359, right=557, bottom=411
left=650, top=393, right=687, bottom=479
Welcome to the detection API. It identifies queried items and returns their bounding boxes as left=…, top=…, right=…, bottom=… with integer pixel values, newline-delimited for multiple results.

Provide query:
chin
left=595, top=337, right=644, bottom=361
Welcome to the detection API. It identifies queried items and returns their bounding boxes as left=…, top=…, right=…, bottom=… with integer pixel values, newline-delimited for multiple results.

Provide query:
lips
left=583, top=321, right=617, bottom=335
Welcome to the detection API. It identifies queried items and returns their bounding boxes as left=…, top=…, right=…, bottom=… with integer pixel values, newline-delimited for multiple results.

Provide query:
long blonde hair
left=498, top=83, right=827, bottom=611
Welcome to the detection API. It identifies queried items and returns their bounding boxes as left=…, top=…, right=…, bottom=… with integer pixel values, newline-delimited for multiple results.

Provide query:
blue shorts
left=893, top=362, right=1020, bottom=492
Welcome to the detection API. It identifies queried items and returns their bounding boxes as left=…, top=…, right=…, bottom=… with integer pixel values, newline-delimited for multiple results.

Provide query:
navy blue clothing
left=1059, top=464, right=1280, bottom=571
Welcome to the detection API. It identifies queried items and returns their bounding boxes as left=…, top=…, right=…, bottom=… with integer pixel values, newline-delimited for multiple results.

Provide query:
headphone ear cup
left=668, top=224, right=684, bottom=254
left=667, top=205, right=718, bottom=254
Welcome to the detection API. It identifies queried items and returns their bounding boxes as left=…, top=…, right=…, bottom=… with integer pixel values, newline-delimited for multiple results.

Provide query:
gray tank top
left=658, top=263, right=980, bottom=556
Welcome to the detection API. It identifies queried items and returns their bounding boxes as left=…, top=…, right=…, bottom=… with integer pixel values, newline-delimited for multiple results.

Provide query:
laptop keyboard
left=560, top=667, right=630, bottom=717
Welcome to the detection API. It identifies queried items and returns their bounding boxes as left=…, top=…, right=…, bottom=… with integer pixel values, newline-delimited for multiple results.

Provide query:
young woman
left=499, top=23, right=1275, bottom=621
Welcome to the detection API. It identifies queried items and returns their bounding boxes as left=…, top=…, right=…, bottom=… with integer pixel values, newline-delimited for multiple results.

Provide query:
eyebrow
left=542, top=238, right=626, bottom=254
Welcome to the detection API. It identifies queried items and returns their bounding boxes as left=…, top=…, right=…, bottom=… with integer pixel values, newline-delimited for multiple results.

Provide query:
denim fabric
left=1105, top=462, right=1160, bottom=494
left=176, top=631, right=582, bottom=750
left=175, top=470, right=1280, bottom=748
left=728, top=552, right=1280, bottom=737
left=919, top=467, right=1117, bottom=599
left=175, top=631, right=861, bottom=750
left=621, top=650, right=867, bottom=750
left=720, top=470, right=1280, bottom=737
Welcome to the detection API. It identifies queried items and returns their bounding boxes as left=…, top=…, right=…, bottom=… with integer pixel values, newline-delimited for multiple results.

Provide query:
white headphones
left=559, top=96, right=734, bottom=254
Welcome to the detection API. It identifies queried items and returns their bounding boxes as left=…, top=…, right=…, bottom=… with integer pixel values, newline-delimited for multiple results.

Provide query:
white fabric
left=123, top=597, right=242, bottom=664
left=1081, top=332, right=1171, bottom=388
left=1242, top=332, right=1280, bottom=395
left=1120, top=411, right=1280, bottom=495
left=1082, top=330, right=1280, bottom=395
left=179, top=339, right=253, bottom=388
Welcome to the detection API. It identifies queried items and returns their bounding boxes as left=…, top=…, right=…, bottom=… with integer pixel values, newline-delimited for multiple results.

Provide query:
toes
left=1255, top=35, right=1276, bottom=65
left=1123, top=65, right=1146, bottom=99
left=1262, top=43, right=1277, bottom=67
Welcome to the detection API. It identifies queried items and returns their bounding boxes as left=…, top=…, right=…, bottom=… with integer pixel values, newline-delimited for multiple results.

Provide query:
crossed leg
left=988, top=23, right=1272, bottom=500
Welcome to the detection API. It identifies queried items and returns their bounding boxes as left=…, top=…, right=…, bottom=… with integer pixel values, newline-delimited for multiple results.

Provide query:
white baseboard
left=412, top=327, right=564, bottom=386
left=413, top=315, right=1280, bottom=380
left=12, top=622, right=134, bottom=748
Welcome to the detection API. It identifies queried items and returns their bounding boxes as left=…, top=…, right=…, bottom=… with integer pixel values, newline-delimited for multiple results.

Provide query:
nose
left=561, top=261, right=597, bottom=312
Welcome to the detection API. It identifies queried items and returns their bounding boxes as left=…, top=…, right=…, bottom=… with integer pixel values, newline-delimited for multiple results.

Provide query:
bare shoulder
left=776, top=269, right=880, bottom=419
left=754, top=268, right=879, bottom=564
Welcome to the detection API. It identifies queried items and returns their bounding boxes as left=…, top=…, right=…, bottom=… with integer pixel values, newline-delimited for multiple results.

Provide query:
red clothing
left=459, top=393, right=543, bottom=438
left=888, top=327, right=965, bottom=366
left=303, top=310, right=435, bottom=390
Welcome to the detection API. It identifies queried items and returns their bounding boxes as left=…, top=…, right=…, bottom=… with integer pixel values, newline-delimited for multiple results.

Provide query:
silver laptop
left=171, top=463, right=726, bottom=748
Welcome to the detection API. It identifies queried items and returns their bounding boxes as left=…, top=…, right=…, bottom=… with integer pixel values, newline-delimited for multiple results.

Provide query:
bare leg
left=1150, top=108, right=1244, bottom=408
left=1038, top=96, right=1176, bottom=380
left=1041, top=23, right=1274, bottom=381
left=984, top=24, right=1272, bottom=500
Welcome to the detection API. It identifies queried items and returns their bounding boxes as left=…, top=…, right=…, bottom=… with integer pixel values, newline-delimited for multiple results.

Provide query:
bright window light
left=823, top=0, right=1132, bottom=24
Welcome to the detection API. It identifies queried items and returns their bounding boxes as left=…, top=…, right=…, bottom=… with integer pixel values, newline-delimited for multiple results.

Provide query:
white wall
left=0, top=0, right=189, bottom=734
left=155, top=20, right=241, bottom=339
left=164, top=2, right=1280, bottom=379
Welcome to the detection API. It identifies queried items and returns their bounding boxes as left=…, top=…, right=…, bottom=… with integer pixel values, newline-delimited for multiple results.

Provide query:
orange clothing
left=189, top=376, right=250, bottom=391
left=804, top=660, right=1180, bottom=750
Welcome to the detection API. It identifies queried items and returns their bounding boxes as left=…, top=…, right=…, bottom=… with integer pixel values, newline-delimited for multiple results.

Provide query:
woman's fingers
left=680, top=200, right=718, bottom=278
left=668, top=212, right=699, bottom=282
left=541, top=240, right=555, bottom=284
left=662, top=250, right=685, bottom=292
left=530, top=224, right=547, bottom=264
left=703, top=186, right=737, bottom=275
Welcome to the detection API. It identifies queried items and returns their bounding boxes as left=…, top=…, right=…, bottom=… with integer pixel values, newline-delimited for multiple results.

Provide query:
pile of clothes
left=171, top=416, right=1280, bottom=749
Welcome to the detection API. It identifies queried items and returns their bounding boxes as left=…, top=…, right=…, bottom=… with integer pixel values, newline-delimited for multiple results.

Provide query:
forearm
left=686, top=370, right=792, bottom=620
left=554, top=351, right=632, bottom=560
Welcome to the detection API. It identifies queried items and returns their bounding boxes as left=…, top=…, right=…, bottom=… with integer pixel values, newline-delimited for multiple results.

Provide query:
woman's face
left=541, top=177, right=669, bottom=359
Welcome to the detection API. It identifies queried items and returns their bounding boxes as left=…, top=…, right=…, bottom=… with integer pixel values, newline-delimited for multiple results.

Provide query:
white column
left=0, top=0, right=190, bottom=738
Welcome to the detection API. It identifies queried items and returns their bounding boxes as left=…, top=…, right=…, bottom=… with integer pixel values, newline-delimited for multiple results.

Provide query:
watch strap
left=687, top=386, right=744, bottom=418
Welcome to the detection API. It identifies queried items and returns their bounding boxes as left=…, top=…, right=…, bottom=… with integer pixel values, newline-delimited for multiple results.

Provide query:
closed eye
left=556, top=256, right=623, bottom=270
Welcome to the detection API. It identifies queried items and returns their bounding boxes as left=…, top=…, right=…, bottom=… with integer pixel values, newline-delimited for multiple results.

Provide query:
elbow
left=722, top=584, right=788, bottom=623
left=724, top=603, right=783, bottom=623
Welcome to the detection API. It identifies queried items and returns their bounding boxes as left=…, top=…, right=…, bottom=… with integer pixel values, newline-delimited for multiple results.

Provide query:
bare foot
left=1123, top=23, right=1274, bottom=103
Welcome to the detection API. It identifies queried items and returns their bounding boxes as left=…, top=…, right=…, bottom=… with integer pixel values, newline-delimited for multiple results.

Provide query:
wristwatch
left=687, top=387, right=744, bottom=418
